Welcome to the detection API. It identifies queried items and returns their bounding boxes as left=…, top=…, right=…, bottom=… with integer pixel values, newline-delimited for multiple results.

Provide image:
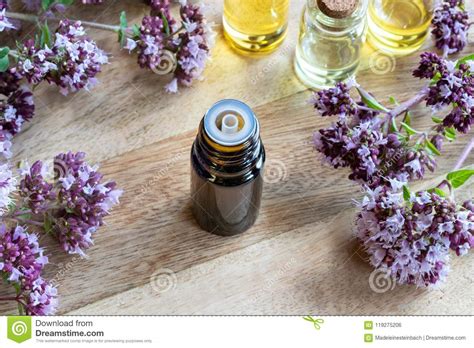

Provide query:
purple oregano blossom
left=0, top=69, right=35, bottom=137
left=313, top=50, right=474, bottom=188
left=0, top=224, right=58, bottom=315
left=312, top=79, right=436, bottom=187
left=0, top=163, right=15, bottom=213
left=312, top=3, right=473, bottom=288
left=126, top=0, right=215, bottom=93
left=18, top=152, right=123, bottom=256
left=356, top=177, right=473, bottom=287
left=3, top=1, right=213, bottom=95
left=16, top=20, right=108, bottom=95
left=432, top=0, right=470, bottom=56
left=0, top=1, right=14, bottom=32
left=1, top=20, right=107, bottom=141
left=0, top=151, right=121, bottom=314
left=414, top=52, right=474, bottom=133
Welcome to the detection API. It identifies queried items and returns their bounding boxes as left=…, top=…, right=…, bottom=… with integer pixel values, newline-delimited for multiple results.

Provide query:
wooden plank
left=69, top=208, right=473, bottom=315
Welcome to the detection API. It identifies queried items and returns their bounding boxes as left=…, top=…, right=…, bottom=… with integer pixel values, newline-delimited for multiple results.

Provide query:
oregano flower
left=0, top=69, right=35, bottom=137
left=356, top=177, right=473, bottom=287
left=432, top=0, right=470, bottom=56
left=1, top=151, right=122, bottom=315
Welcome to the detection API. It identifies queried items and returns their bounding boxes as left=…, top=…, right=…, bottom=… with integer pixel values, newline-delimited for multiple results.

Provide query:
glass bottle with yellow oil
left=367, top=0, right=435, bottom=56
left=223, top=0, right=290, bottom=54
left=294, top=0, right=368, bottom=89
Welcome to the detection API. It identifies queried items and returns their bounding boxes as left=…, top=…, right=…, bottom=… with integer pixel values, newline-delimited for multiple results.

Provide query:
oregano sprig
left=313, top=0, right=473, bottom=287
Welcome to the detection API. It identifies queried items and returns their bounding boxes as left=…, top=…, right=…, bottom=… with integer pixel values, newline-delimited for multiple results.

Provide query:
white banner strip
left=0, top=316, right=472, bottom=347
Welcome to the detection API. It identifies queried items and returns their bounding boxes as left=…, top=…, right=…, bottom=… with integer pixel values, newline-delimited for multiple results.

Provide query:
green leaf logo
left=303, top=316, right=324, bottom=330
left=7, top=316, right=32, bottom=343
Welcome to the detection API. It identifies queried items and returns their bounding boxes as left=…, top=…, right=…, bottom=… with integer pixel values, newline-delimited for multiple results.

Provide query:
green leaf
left=118, top=11, right=128, bottom=46
left=402, top=111, right=412, bottom=126
left=161, top=13, right=170, bottom=35
left=456, top=53, right=474, bottom=68
left=0, top=47, right=9, bottom=58
left=400, top=122, right=419, bottom=136
left=431, top=116, right=443, bottom=124
left=132, top=24, right=140, bottom=37
left=389, top=96, right=398, bottom=105
left=444, top=127, right=456, bottom=141
left=41, top=0, right=54, bottom=11
left=433, top=188, right=447, bottom=198
left=34, top=33, right=40, bottom=47
left=58, top=0, right=74, bottom=5
left=389, top=117, right=398, bottom=132
left=430, top=71, right=442, bottom=85
left=356, top=87, right=389, bottom=112
left=397, top=134, right=407, bottom=142
left=119, top=11, right=127, bottom=29
left=16, top=212, right=32, bottom=220
left=43, top=217, right=53, bottom=234
left=40, top=23, right=51, bottom=48
left=0, top=55, right=10, bottom=72
left=447, top=169, right=474, bottom=189
left=118, top=28, right=125, bottom=45
left=425, top=139, right=441, bottom=156
left=403, top=185, right=411, bottom=202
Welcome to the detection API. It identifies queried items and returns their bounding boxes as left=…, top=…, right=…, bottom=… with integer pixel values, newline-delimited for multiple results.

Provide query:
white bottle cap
left=204, top=99, right=258, bottom=147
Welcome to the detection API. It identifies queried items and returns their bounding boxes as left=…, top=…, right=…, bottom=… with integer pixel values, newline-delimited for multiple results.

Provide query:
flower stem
left=382, top=87, right=430, bottom=134
left=388, top=87, right=430, bottom=118
left=453, top=137, right=474, bottom=170
left=355, top=104, right=381, bottom=113
left=6, top=11, right=121, bottom=32
left=6, top=216, right=44, bottom=227
left=79, top=20, right=121, bottom=32
left=164, top=25, right=184, bottom=39
left=22, top=219, right=44, bottom=227
left=10, top=209, right=33, bottom=217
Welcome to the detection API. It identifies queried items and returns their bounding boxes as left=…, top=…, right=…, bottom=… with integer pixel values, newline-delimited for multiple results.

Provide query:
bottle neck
left=306, top=0, right=368, bottom=30
left=192, top=119, right=264, bottom=186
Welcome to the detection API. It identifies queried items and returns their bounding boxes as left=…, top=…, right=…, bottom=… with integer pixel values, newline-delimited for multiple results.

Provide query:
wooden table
left=1, top=0, right=473, bottom=315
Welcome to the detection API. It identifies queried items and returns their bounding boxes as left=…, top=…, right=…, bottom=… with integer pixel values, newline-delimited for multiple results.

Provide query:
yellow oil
left=223, top=0, right=289, bottom=54
left=367, top=0, right=434, bottom=56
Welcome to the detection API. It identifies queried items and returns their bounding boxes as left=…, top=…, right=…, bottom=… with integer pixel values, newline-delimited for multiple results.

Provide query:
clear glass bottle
left=367, top=0, right=435, bottom=56
left=294, top=0, right=368, bottom=90
left=223, top=0, right=290, bottom=54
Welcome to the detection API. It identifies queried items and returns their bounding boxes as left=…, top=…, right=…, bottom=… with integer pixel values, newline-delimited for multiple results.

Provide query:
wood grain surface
left=0, top=0, right=473, bottom=315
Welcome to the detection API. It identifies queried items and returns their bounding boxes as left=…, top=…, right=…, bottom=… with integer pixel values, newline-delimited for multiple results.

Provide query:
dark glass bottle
left=191, top=99, right=265, bottom=236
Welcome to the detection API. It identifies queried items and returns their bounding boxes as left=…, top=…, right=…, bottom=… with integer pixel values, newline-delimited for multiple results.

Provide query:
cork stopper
left=317, top=0, right=359, bottom=19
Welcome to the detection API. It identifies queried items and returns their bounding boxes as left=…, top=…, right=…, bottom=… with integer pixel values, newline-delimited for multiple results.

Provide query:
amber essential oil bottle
left=190, top=99, right=265, bottom=236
